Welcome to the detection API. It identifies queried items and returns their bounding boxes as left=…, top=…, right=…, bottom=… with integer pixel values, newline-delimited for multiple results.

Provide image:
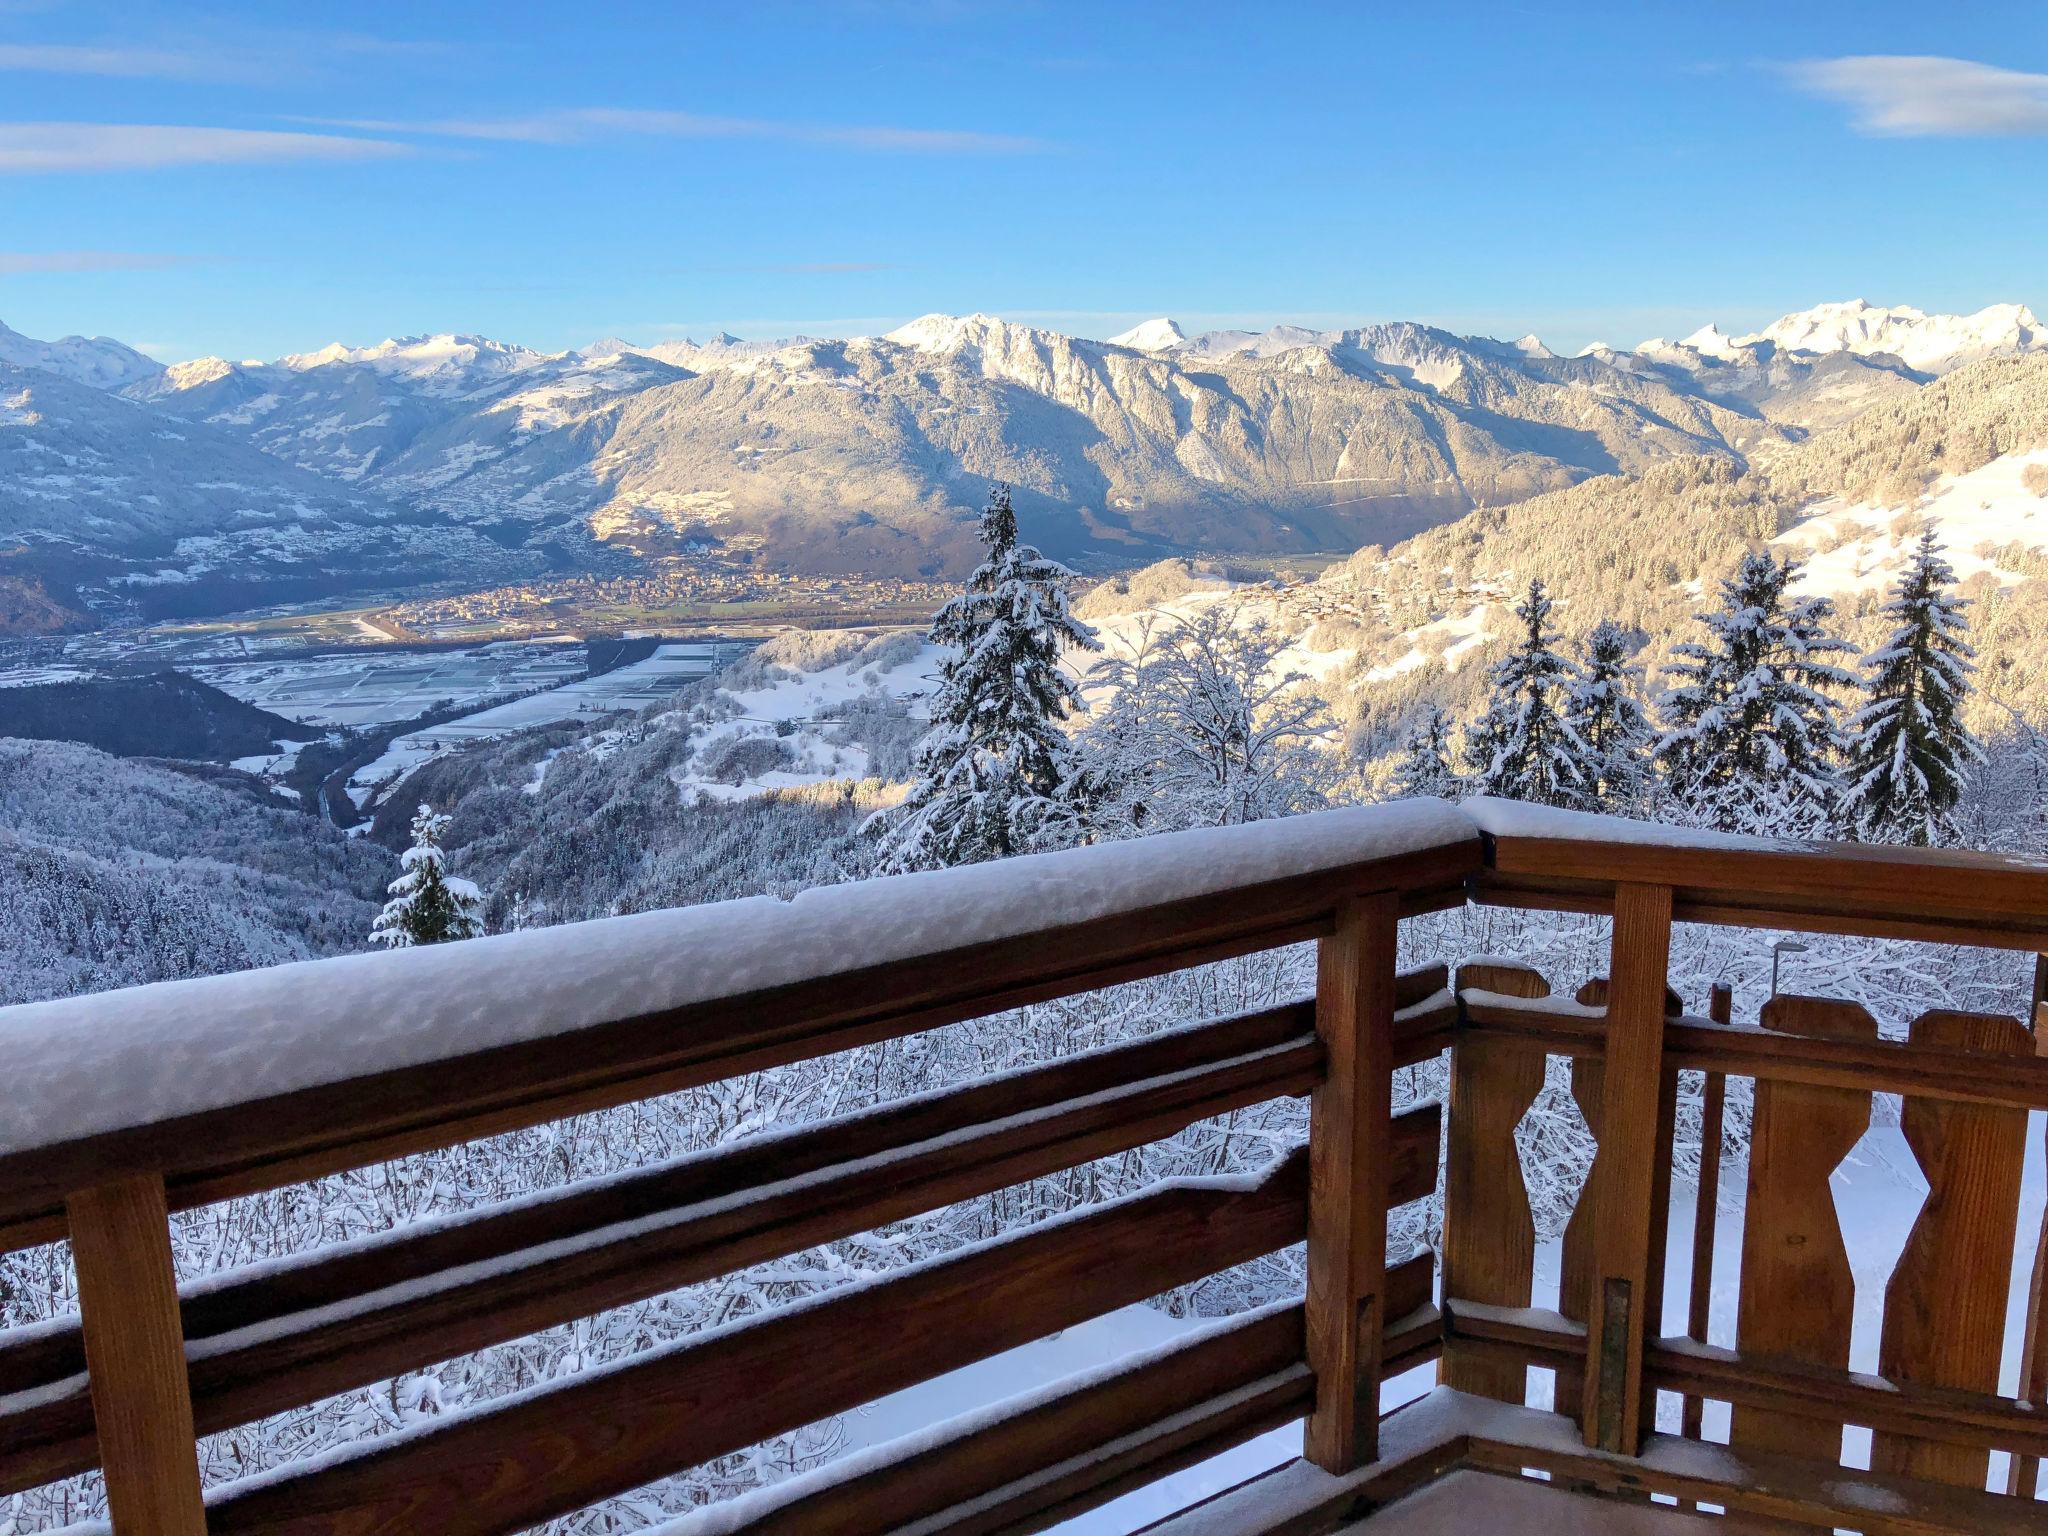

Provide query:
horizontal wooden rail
left=1443, top=1302, right=2048, bottom=1461
left=704, top=1258, right=1442, bottom=1536
left=3, top=1003, right=1456, bottom=1495
left=1460, top=998, right=2048, bottom=1111
left=0, top=841, right=1476, bottom=1251
left=202, top=1148, right=1318, bottom=1536
left=1479, top=831, right=2048, bottom=949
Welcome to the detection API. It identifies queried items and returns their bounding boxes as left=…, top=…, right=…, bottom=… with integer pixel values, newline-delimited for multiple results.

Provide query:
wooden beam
left=1304, top=892, right=1399, bottom=1472
left=67, top=1175, right=207, bottom=1536
left=1478, top=833, right=2048, bottom=951
left=1680, top=981, right=1730, bottom=1441
left=2009, top=979, right=2048, bottom=1499
left=1460, top=1001, right=2048, bottom=1112
left=1579, top=881, right=1673, bottom=1453
left=203, top=1148, right=1316, bottom=1536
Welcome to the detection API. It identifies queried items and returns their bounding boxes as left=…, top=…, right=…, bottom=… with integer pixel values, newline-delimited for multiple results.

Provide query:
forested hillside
left=0, top=740, right=384, bottom=1004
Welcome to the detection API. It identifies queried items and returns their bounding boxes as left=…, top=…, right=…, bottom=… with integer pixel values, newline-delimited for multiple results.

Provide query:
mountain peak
left=1107, top=317, right=1187, bottom=352
left=0, top=317, right=164, bottom=390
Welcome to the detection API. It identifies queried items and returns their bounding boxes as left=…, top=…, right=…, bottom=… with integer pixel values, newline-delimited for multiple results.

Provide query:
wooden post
left=1578, top=882, right=1673, bottom=1454
left=2005, top=962, right=2048, bottom=1499
left=68, top=1175, right=209, bottom=1535
left=1680, top=981, right=1731, bottom=1441
left=1303, top=891, right=1397, bottom=1472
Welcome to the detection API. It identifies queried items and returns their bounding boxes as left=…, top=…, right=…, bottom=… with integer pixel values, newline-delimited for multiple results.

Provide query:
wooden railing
left=0, top=803, right=2046, bottom=1534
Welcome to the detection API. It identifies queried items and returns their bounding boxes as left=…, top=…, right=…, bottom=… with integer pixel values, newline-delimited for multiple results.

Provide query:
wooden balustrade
left=3, top=811, right=2048, bottom=1532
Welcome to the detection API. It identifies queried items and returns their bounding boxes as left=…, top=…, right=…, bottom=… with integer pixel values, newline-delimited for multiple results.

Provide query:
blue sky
left=1, top=1, right=2045, bottom=361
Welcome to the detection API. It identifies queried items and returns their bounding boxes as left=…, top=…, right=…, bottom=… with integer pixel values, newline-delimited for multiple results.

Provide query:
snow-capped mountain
left=0, top=318, right=162, bottom=391
left=0, top=361, right=531, bottom=628
left=1640, top=300, right=2046, bottom=377
left=3, top=295, right=2043, bottom=629
left=1106, top=317, right=1187, bottom=351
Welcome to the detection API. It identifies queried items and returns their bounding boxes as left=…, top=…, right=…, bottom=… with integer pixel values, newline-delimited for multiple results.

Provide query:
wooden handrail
left=0, top=840, right=1477, bottom=1250
left=1479, top=828, right=2048, bottom=948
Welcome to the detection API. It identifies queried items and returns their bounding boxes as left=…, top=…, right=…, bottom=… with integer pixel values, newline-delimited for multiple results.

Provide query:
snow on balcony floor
left=1345, top=1470, right=1721, bottom=1532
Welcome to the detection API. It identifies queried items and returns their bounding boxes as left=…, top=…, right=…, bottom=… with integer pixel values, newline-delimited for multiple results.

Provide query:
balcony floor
left=1346, top=1470, right=1723, bottom=1533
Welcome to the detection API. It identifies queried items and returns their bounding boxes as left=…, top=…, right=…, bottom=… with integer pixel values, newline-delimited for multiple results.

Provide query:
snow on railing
left=0, top=799, right=1478, bottom=1158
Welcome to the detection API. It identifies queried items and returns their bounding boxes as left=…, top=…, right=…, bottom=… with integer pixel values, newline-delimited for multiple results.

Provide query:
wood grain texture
left=724, top=1256, right=1438, bottom=1536
left=1441, top=961, right=1549, bottom=1403
left=2011, top=985, right=2048, bottom=1499
left=0, top=839, right=1484, bottom=1251
left=1730, top=994, right=1877, bottom=1463
left=1304, top=892, right=1398, bottom=1471
left=204, top=1148, right=1316, bottom=1536
left=1461, top=1003, right=2048, bottom=1111
left=1478, top=833, right=2048, bottom=951
left=66, top=1176, right=206, bottom=1536
left=1682, top=982, right=1732, bottom=1441
left=1874, top=1008, right=2034, bottom=1489
left=4, top=1004, right=1413, bottom=1496
left=1579, top=882, right=1674, bottom=1453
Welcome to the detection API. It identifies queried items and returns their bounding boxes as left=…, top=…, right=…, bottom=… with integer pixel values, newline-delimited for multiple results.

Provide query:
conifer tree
left=1655, top=549, right=1857, bottom=833
left=1464, top=579, right=1585, bottom=806
left=1563, top=620, right=1653, bottom=812
left=1844, top=531, right=1984, bottom=844
left=371, top=804, right=486, bottom=947
left=1389, top=703, right=1460, bottom=800
left=873, top=484, right=1100, bottom=870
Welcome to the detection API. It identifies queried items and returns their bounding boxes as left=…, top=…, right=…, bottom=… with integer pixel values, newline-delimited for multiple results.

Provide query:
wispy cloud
left=0, top=29, right=455, bottom=83
left=302, top=106, right=1050, bottom=154
left=0, top=43, right=218, bottom=78
left=0, top=250, right=196, bottom=272
left=1786, top=55, right=2048, bottom=136
left=0, top=123, right=410, bottom=173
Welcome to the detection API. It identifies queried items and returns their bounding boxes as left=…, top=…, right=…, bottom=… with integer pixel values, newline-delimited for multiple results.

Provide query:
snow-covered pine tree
left=1655, top=548, right=1857, bottom=834
left=1562, top=620, right=1653, bottom=813
left=370, top=804, right=486, bottom=947
left=1844, top=531, right=1985, bottom=844
left=1389, top=703, right=1460, bottom=800
left=873, top=483, right=1101, bottom=870
left=1464, top=579, right=1586, bottom=806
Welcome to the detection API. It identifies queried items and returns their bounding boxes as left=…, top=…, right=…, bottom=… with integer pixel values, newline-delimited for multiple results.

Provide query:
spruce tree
left=1563, top=620, right=1653, bottom=812
left=1655, top=549, right=1857, bottom=833
left=1465, top=579, right=1585, bottom=806
left=371, top=804, right=486, bottom=947
left=1389, top=703, right=1460, bottom=800
left=1844, top=531, right=1984, bottom=844
left=873, top=484, right=1100, bottom=870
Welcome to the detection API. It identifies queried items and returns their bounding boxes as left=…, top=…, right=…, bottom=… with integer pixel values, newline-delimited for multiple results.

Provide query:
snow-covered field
left=347, top=642, right=737, bottom=807
left=194, top=638, right=588, bottom=731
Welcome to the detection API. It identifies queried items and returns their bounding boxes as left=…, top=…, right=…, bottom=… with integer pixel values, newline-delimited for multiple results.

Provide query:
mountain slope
left=0, top=318, right=162, bottom=390
left=0, top=361, right=532, bottom=626
left=132, top=313, right=1791, bottom=578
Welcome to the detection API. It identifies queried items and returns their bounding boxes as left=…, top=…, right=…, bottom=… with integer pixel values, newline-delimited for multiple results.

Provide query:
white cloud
left=303, top=106, right=1049, bottom=154
left=0, top=44, right=217, bottom=78
left=1787, top=55, right=2048, bottom=136
left=0, top=124, right=410, bottom=173
left=0, top=250, right=193, bottom=272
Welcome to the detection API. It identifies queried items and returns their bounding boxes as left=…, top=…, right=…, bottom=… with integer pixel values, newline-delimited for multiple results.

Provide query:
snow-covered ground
left=1780, top=446, right=2048, bottom=599
left=673, top=633, right=943, bottom=801
left=195, top=639, right=588, bottom=731
left=347, top=642, right=733, bottom=807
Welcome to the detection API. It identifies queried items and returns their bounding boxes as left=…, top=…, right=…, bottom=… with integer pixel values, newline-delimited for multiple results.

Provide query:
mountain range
left=0, top=298, right=2040, bottom=633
